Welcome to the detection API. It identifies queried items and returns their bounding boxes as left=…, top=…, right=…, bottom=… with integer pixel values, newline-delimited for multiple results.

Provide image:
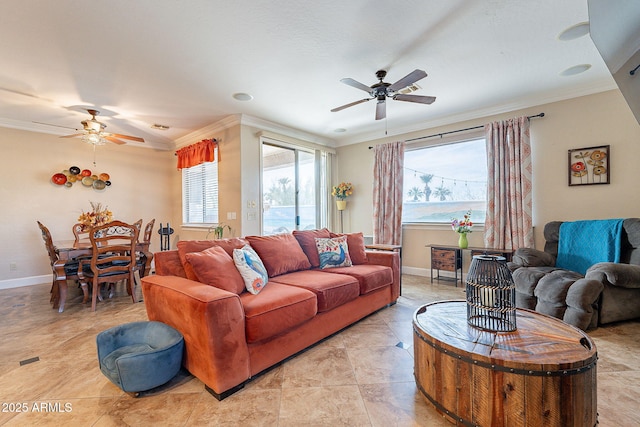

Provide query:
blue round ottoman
left=96, top=321, right=184, bottom=396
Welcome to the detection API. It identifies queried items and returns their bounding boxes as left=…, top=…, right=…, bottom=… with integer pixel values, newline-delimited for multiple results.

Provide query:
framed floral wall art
left=568, top=145, right=610, bottom=186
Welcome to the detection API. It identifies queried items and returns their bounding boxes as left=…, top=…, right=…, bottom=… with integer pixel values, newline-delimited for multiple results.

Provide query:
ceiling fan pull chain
left=93, top=144, right=97, bottom=167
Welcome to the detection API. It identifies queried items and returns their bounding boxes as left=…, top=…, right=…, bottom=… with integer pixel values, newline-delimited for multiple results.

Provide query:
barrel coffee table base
left=413, top=301, right=597, bottom=427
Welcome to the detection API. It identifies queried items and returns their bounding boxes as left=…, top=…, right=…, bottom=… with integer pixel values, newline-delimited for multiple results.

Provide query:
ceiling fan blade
left=393, top=94, right=436, bottom=104
left=33, top=121, right=79, bottom=131
left=340, top=78, right=373, bottom=93
left=388, top=69, right=428, bottom=92
left=59, top=133, right=84, bottom=138
left=103, top=136, right=127, bottom=145
left=375, top=101, right=386, bottom=120
left=108, top=133, right=145, bottom=142
left=331, top=98, right=372, bottom=112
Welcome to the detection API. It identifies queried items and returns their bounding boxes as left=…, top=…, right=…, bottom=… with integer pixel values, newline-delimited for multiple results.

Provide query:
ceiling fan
left=52, top=109, right=145, bottom=145
left=331, top=69, right=436, bottom=120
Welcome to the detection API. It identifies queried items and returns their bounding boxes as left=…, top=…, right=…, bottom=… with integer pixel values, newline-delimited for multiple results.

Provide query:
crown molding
left=174, top=114, right=241, bottom=148
left=239, top=114, right=336, bottom=147
left=176, top=113, right=338, bottom=149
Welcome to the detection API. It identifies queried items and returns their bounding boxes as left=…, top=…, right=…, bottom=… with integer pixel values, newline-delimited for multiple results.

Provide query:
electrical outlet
left=9, top=262, right=17, bottom=271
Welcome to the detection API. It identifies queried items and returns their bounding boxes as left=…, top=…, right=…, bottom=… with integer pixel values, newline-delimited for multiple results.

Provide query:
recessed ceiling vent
left=398, top=83, right=422, bottom=94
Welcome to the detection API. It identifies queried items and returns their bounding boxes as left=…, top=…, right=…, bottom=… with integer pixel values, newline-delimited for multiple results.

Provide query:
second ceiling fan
left=331, top=69, right=436, bottom=120
left=59, top=109, right=145, bottom=145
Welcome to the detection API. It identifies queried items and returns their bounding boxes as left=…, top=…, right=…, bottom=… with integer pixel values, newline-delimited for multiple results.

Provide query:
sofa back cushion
left=543, top=221, right=562, bottom=258
left=293, top=228, right=331, bottom=268
left=177, top=238, right=248, bottom=280
left=184, top=246, right=246, bottom=294
left=623, top=218, right=640, bottom=265
left=245, top=234, right=312, bottom=277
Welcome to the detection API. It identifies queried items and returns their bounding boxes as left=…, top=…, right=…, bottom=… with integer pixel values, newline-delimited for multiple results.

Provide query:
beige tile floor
left=0, top=275, right=638, bottom=426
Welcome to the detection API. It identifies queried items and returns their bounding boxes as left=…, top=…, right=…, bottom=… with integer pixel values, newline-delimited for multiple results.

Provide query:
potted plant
left=207, top=223, right=232, bottom=239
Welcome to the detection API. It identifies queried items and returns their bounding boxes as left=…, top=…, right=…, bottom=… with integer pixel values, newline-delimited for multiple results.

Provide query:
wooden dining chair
left=137, top=218, right=155, bottom=277
left=72, top=223, right=89, bottom=243
left=78, top=220, right=140, bottom=311
left=37, top=221, right=87, bottom=312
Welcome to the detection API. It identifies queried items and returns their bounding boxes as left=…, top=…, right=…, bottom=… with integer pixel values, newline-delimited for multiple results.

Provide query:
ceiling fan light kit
left=82, top=133, right=107, bottom=146
left=41, top=108, right=146, bottom=146
left=331, top=69, right=436, bottom=120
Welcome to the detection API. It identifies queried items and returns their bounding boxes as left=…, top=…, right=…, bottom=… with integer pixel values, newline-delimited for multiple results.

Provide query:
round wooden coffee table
left=413, top=300, right=597, bottom=427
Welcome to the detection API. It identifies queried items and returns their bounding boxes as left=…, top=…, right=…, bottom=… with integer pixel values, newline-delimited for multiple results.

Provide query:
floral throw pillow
left=233, top=245, right=269, bottom=295
left=315, top=236, right=352, bottom=269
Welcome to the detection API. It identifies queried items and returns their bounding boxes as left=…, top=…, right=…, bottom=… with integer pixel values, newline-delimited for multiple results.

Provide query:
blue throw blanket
left=555, top=219, right=624, bottom=275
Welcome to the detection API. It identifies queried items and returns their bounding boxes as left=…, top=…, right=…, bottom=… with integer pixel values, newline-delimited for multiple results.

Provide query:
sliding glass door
left=262, top=142, right=319, bottom=235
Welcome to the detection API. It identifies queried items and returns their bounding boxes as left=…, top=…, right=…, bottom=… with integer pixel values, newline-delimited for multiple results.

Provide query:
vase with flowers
left=332, top=182, right=353, bottom=210
left=451, top=210, right=473, bottom=249
left=78, top=202, right=113, bottom=231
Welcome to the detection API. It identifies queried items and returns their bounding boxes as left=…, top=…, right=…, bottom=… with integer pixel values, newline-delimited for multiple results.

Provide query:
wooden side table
left=413, top=301, right=597, bottom=427
left=429, top=245, right=463, bottom=286
left=428, top=245, right=514, bottom=287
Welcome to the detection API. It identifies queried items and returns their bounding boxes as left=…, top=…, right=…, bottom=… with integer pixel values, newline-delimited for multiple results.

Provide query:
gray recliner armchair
left=508, top=218, right=640, bottom=330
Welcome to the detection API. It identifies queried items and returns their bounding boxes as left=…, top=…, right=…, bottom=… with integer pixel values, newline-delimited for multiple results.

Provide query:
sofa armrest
left=511, top=247, right=556, bottom=268
left=365, top=250, right=401, bottom=302
left=586, top=262, right=640, bottom=289
left=141, top=275, right=250, bottom=395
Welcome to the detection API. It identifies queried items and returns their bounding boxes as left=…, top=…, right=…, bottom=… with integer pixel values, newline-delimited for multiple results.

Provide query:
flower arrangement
left=78, top=202, right=113, bottom=229
left=332, top=182, right=354, bottom=200
left=451, top=210, right=473, bottom=234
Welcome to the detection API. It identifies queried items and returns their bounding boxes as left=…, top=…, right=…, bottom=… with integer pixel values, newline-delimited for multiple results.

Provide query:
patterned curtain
left=176, top=138, right=218, bottom=169
left=372, top=141, right=405, bottom=245
left=484, top=116, right=534, bottom=250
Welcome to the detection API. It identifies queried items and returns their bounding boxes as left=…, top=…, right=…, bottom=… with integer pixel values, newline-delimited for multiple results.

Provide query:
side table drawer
left=432, top=249, right=460, bottom=271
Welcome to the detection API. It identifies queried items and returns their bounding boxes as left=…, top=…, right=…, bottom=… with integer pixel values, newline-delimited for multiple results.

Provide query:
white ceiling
left=0, top=0, right=620, bottom=150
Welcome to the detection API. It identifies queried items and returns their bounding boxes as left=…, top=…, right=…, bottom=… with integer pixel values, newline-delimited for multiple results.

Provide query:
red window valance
left=176, top=138, right=219, bottom=170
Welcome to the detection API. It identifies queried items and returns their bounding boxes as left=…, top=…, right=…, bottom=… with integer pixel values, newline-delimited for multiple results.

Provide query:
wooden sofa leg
left=205, top=383, right=245, bottom=401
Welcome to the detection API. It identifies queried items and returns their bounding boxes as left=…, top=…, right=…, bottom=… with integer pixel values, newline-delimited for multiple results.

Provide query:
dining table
left=51, top=239, right=153, bottom=312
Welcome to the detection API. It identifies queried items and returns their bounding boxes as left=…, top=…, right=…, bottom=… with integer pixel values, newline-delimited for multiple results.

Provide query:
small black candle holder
left=466, top=255, right=517, bottom=332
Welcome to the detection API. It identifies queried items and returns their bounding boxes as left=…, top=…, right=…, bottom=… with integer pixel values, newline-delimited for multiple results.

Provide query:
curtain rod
left=368, top=112, right=545, bottom=149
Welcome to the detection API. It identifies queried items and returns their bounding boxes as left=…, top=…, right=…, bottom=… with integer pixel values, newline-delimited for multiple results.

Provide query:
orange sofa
left=140, top=230, right=400, bottom=399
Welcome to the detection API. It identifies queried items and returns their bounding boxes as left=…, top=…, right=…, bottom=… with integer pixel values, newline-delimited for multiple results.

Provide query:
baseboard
left=0, top=275, right=50, bottom=290
left=402, top=266, right=430, bottom=277
left=402, top=266, right=467, bottom=282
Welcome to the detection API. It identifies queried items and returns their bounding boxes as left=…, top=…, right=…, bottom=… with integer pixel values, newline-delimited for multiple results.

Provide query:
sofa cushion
left=325, top=264, right=392, bottom=295
left=233, top=245, right=269, bottom=295
left=245, top=234, right=312, bottom=277
left=270, top=270, right=359, bottom=312
left=293, top=228, right=331, bottom=268
left=177, top=238, right=248, bottom=280
left=316, top=236, right=352, bottom=269
left=330, top=232, right=368, bottom=265
left=240, top=282, right=317, bottom=343
left=184, top=246, right=245, bottom=294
